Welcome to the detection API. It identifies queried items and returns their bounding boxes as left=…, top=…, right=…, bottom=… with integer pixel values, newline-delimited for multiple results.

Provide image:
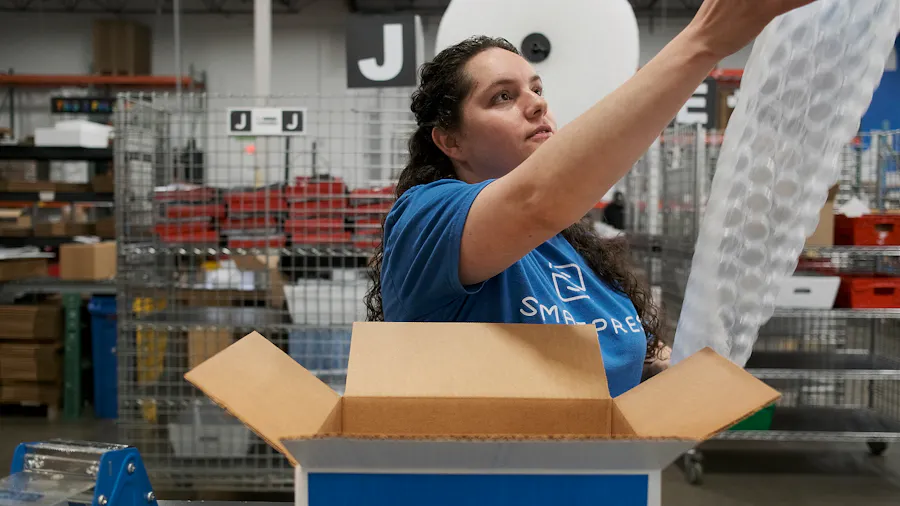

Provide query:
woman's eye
left=534, top=88, right=543, bottom=96
left=496, top=92, right=512, bottom=102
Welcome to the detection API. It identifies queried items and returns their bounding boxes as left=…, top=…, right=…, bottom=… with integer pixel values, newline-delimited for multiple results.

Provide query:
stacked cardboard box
left=0, top=303, right=63, bottom=418
left=0, top=160, right=37, bottom=182
left=59, top=241, right=117, bottom=280
left=0, top=257, right=48, bottom=282
left=92, top=20, right=152, bottom=75
left=0, top=209, right=33, bottom=237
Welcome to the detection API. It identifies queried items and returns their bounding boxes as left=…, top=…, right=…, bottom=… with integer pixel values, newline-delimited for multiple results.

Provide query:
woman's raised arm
left=458, top=0, right=816, bottom=286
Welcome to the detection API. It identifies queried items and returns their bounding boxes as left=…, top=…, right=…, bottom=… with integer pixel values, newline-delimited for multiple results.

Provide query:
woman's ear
left=432, top=126, right=464, bottom=162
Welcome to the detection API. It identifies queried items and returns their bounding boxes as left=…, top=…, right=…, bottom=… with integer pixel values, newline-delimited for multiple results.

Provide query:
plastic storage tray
left=836, top=277, right=900, bottom=308
left=835, top=215, right=900, bottom=246
left=775, top=275, right=841, bottom=309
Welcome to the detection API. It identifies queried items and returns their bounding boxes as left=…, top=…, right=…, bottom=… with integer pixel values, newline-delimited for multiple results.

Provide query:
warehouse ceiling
left=0, top=0, right=704, bottom=17
left=348, top=0, right=704, bottom=17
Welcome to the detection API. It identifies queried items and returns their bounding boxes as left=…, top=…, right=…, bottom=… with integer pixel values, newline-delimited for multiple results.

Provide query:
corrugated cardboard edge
left=281, top=433, right=698, bottom=443
left=191, top=379, right=301, bottom=467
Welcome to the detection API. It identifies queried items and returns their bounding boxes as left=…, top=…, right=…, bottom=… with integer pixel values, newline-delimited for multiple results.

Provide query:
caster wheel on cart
left=868, top=441, right=888, bottom=456
left=682, top=450, right=704, bottom=486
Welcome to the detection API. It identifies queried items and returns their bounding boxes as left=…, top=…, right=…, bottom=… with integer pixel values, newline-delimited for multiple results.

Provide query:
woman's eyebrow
left=483, top=74, right=543, bottom=91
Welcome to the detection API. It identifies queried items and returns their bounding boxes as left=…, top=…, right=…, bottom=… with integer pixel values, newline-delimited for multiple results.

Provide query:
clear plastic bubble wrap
left=670, top=0, right=900, bottom=367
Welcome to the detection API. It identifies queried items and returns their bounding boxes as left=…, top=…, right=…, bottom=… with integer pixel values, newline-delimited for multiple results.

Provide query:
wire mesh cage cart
left=114, top=91, right=415, bottom=492
left=625, top=126, right=900, bottom=485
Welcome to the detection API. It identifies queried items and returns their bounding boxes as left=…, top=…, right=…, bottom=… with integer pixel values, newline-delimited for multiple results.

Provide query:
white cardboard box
left=34, top=128, right=109, bottom=148
left=776, top=276, right=841, bottom=309
left=35, top=120, right=112, bottom=148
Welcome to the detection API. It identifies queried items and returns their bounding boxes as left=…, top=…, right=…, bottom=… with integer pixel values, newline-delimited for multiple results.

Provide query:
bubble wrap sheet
left=670, top=0, right=900, bottom=367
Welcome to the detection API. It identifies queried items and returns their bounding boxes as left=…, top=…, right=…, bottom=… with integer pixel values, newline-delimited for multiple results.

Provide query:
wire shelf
left=120, top=245, right=377, bottom=258
left=714, top=407, right=900, bottom=442
left=626, top=125, right=900, bottom=461
left=114, top=91, right=408, bottom=492
left=771, top=308, right=900, bottom=319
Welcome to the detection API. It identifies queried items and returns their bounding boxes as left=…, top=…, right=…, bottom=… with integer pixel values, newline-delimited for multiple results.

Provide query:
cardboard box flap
left=345, top=322, right=610, bottom=399
left=184, top=332, right=341, bottom=464
left=281, top=438, right=697, bottom=473
left=612, top=348, right=780, bottom=440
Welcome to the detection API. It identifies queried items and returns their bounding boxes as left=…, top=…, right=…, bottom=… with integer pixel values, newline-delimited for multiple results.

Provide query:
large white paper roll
left=436, top=0, right=640, bottom=129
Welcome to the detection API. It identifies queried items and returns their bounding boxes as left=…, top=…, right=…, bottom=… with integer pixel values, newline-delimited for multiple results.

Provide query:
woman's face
left=437, top=47, right=557, bottom=182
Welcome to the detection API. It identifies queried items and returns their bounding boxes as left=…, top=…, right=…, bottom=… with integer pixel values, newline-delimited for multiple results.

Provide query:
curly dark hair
left=364, top=35, right=666, bottom=360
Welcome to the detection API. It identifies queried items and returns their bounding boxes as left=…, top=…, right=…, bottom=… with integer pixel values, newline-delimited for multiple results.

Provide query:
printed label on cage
left=226, top=108, right=307, bottom=136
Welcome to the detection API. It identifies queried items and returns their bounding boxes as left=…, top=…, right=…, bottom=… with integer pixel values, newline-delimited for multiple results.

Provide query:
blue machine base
left=309, top=473, right=649, bottom=506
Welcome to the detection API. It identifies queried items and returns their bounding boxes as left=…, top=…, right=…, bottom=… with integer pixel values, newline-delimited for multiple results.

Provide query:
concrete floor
left=2, top=414, right=900, bottom=505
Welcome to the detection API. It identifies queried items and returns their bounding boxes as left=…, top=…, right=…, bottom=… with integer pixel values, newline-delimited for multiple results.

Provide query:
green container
left=729, top=403, right=776, bottom=431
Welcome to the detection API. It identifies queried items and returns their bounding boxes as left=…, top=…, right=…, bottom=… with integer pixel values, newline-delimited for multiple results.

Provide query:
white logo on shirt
left=516, top=261, right=642, bottom=336
left=549, top=262, right=590, bottom=303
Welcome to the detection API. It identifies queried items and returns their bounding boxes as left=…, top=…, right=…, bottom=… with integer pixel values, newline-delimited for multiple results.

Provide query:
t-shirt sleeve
left=381, top=179, right=493, bottom=321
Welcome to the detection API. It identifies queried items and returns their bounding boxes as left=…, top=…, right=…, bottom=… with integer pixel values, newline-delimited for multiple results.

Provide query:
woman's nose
left=525, top=92, right=548, bottom=118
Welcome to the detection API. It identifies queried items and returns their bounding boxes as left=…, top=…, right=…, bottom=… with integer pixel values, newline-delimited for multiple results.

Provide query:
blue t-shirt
left=381, top=179, right=647, bottom=397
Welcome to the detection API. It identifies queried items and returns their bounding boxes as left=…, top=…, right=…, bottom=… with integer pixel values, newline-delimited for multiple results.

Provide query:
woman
left=365, top=0, right=814, bottom=397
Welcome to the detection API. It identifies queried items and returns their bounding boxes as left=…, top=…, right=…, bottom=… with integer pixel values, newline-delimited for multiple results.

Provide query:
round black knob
left=521, top=33, right=551, bottom=63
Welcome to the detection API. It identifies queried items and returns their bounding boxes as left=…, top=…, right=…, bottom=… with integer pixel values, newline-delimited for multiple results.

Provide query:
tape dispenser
left=1, top=440, right=157, bottom=506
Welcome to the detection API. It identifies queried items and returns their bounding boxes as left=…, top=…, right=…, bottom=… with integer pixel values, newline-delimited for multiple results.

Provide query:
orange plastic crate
left=835, top=215, right=900, bottom=246
left=836, top=277, right=900, bottom=309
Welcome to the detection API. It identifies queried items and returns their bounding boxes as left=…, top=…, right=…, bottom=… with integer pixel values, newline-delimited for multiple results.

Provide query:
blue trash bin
left=88, top=296, right=118, bottom=419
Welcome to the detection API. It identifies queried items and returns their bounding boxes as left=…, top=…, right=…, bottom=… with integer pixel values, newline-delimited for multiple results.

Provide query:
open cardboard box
left=185, top=322, right=779, bottom=506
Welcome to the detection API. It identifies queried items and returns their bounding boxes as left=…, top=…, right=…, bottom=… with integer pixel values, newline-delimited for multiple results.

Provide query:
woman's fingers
left=689, top=0, right=822, bottom=60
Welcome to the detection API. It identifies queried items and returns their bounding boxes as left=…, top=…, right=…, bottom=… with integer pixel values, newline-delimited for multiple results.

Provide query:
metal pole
left=284, top=137, right=291, bottom=183
left=254, top=0, right=272, bottom=188
left=174, top=0, right=182, bottom=96
left=8, top=68, right=15, bottom=139
left=875, top=133, right=885, bottom=212
left=254, top=0, right=272, bottom=99
left=173, top=0, right=184, bottom=180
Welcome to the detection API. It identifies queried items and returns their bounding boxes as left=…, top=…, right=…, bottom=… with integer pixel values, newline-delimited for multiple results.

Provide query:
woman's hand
left=687, top=0, right=817, bottom=60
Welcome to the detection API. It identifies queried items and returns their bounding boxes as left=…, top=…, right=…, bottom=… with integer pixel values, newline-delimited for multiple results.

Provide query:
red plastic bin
left=352, top=218, right=382, bottom=235
left=284, top=218, right=345, bottom=234
left=353, top=237, right=381, bottom=249
left=836, top=277, right=900, bottom=309
left=292, top=232, right=352, bottom=245
left=154, top=220, right=212, bottom=236
left=287, top=178, right=348, bottom=201
left=221, top=216, right=279, bottom=232
left=158, top=230, right=220, bottom=245
left=835, top=215, right=900, bottom=246
left=225, top=190, right=289, bottom=213
left=288, top=198, right=348, bottom=218
left=166, top=204, right=226, bottom=219
left=227, top=235, right=286, bottom=249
